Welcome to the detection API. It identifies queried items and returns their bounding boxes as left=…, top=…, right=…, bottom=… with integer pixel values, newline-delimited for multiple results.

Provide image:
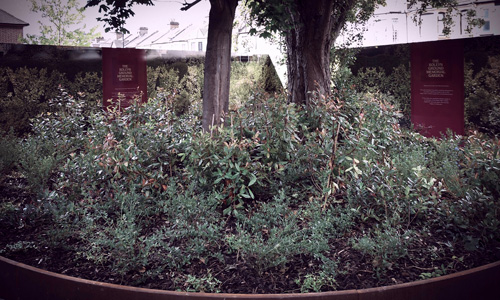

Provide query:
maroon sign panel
left=411, top=39, right=464, bottom=138
left=102, top=48, right=147, bottom=110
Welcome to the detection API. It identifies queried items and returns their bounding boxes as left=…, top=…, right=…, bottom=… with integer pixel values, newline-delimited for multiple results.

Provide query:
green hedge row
left=0, top=44, right=282, bottom=136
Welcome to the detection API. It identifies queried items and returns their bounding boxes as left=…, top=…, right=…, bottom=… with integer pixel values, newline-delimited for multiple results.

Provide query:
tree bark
left=202, top=0, right=239, bottom=132
left=286, top=0, right=356, bottom=106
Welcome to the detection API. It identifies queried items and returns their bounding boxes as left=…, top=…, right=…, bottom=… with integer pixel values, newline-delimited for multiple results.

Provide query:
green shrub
left=0, top=67, right=60, bottom=135
left=465, top=55, right=500, bottom=134
left=18, top=137, right=57, bottom=195
left=350, top=65, right=410, bottom=121
left=0, top=130, right=19, bottom=175
left=182, top=64, right=204, bottom=111
left=67, top=71, right=102, bottom=110
left=229, top=61, right=263, bottom=110
left=182, top=271, right=222, bottom=293
left=352, top=225, right=415, bottom=278
left=260, top=55, right=282, bottom=94
left=226, top=191, right=338, bottom=275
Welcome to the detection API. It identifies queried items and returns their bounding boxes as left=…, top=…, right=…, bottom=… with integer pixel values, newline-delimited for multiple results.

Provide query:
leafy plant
left=295, top=271, right=337, bottom=293
left=352, top=225, right=415, bottom=278
left=0, top=129, right=19, bottom=175
left=183, top=271, right=222, bottom=293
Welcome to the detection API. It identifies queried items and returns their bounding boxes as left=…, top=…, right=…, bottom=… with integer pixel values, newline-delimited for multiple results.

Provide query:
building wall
left=346, top=0, right=500, bottom=48
left=0, top=26, right=23, bottom=44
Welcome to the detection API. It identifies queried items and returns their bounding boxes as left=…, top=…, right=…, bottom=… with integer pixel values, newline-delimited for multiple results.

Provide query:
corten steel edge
left=1, top=256, right=499, bottom=300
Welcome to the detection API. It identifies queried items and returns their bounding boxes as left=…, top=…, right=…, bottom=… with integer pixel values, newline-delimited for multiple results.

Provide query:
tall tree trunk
left=286, top=0, right=355, bottom=106
left=202, top=0, right=239, bottom=132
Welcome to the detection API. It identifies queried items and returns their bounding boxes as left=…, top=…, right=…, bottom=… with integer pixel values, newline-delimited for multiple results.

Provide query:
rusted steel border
left=1, top=256, right=499, bottom=300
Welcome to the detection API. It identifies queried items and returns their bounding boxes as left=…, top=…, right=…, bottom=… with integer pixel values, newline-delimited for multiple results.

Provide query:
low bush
left=0, top=130, right=18, bottom=175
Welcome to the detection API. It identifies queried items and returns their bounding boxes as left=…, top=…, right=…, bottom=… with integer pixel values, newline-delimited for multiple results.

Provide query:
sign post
left=411, top=39, right=464, bottom=137
left=102, top=48, right=147, bottom=110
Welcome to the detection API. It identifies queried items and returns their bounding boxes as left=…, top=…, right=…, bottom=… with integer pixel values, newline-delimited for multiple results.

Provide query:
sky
left=1, top=0, right=211, bottom=40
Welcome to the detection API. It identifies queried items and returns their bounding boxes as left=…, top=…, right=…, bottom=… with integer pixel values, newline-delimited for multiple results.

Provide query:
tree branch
left=180, top=0, right=202, bottom=11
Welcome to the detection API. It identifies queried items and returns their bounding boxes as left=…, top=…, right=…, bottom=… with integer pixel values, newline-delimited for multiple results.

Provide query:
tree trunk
left=202, top=0, right=239, bottom=132
left=286, top=0, right=355, bottom=106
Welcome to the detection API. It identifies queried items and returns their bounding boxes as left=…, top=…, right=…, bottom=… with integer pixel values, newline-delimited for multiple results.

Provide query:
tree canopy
left=23, top=0, right=100, bottom=46
left=86, top=0, right=153, bottom=34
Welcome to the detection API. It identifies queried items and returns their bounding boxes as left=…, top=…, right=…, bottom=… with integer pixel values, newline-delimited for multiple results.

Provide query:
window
left=484, top=20, right=491, bottom=31
left=437, top=12, right=445, bottom=36
left=392, top=18, right=398, bottom=42
left=460, top=10, right=468, bottom=35
left=191, top=42, right=195, bottom=50
left=483, top=9, right=490, bottom=32
left=198, top=42, right=203, bottom=51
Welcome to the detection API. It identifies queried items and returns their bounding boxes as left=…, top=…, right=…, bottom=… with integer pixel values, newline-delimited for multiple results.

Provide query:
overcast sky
left=1, top=0, right=211, bottom=39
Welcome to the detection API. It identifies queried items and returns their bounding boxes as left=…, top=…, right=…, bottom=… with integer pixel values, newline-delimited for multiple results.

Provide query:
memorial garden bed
left=1, top=87, right=499, bottom=294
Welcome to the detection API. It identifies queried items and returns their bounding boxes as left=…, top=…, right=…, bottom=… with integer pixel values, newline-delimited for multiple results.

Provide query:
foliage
left=295, top=271, right=337, bottom=293
left=67, top=71, right=103, bottom=111
left=147, top=65, right=182, bottom=100
left=350, top=64, right=411, bottom=121
left=23, top=0, right=100, bottom=46
left=464, top=55, right=500, bottom=135
left=182, top=270, right=222, bottom=293
left=0, top=67, right=64, bottom=135
left=352, top=225, right=415, bottom=278
left=245, top=0, right=384, bottom=39
left=85, top=0, right=153, bottom=34
left=2, top=81, right=500, bottom=292
left=260, top=55, right=283, bottom=94
left=0, top=130, right=19, bottom=175
left=229, top=61, right=263, bottom=110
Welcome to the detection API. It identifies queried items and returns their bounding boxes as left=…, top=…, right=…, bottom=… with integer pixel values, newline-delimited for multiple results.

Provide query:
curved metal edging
left=1, top=256, right=499, bottom=300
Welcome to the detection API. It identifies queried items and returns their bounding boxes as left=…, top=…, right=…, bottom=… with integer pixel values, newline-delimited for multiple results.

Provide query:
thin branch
left=180, top=0, right=202, bottom=11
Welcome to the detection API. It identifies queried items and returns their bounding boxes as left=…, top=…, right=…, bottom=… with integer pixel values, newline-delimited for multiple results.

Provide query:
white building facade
left=353, top=0, right=500, bottom=47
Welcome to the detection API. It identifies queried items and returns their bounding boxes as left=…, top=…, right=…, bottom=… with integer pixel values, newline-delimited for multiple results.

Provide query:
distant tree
left=23, top=0, right=100, bottom=46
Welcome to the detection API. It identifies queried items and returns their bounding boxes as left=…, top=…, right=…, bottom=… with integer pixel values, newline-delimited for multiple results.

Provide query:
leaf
left=248, top=187, right=254, bottom=199
left=248, top=173, right=257, bottom=186
left=223, top=206, right=232, bottom=216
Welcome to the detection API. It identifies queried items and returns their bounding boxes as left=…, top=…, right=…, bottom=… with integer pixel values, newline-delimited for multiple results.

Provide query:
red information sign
left=411, top=40, right=464, bottom=137
left=102, top=48, right=147, bottom=110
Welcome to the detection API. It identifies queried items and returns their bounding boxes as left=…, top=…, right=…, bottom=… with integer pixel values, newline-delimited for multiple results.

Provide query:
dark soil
left=1, top=173, right=500, bottom=294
